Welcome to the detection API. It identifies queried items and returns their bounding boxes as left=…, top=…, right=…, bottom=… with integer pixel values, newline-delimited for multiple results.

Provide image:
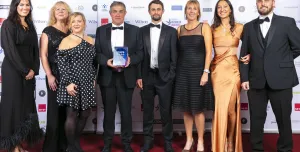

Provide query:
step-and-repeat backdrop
left=0, top=0, right=300, bottom=133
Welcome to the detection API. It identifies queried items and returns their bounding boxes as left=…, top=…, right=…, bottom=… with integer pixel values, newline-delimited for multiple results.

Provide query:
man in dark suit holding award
left=136, top=1, right=177, bottom=152
left=95, top=1, right=143, bottom=152
left=240, top=0, right=300, bottom=151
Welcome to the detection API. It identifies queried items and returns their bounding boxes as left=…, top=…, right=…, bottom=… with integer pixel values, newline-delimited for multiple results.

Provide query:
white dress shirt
left=150, top=22, right=162, bottom=69
left=259, top=12, right=273, bottom=38
left=111, top=23, right=124, bottom=50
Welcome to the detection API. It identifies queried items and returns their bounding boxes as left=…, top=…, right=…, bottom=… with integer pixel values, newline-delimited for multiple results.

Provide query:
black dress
left=173, top=23, right=214, bottom=114
left=57, top=36, right=97, bottom=110
left=42, top=26, right=69, bottom=152
left=0, top=20, right=43, bottom=150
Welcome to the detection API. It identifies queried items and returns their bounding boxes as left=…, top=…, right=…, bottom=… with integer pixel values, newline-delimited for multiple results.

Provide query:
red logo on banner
left=101, top=18, right=109, bottom=25
left=0, top=76, right=2, bottom=83
left=38, top=104, right=46, bottom=112
left=295, top=103, right=300, bottom=111
left=241, top=103, right=248, bottom=110
left=0, top=18, right=5, bottom=26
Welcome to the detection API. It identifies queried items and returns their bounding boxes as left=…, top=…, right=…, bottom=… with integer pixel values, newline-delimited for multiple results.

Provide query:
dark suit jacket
left=95, top=23, right=143, bottom=88
left=138, top=23, right=177, bottom=83
left=240, top=14, right=300, bottom=89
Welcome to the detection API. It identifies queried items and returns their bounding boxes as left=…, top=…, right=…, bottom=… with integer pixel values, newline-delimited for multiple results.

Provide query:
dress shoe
left=164, top=142, right=174, bottom=152
left=124, top=145, right=133, bottom=152
left=101, top=145, right=111, bottom=152
left=140, top=142, right=154, bottom=152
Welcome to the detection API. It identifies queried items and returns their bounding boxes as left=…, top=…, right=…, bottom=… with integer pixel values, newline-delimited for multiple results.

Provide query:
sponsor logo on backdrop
left=130, top=6, right=145, bottom=10
left=36, top=76, right=45, bottom=81
left=88, top=20, right=98, bottom=24
left=241, top=117, right=248, bottom=124
left=284, top=6, right=299, bottom=9
left=135, top=20, right=149, bottom=25
left=203, top=8, right=212, bottom=12
left=39, top=90, right=46, bottom=97
left=165, top=19, right=181, bottom=27
left=239, top=6, right=245, bottom=12
left=125, top=20, right=130, bottom=24
left=75, top=5, right=84, bottom=11
left=271, top=120, right=277, bottom=124
left=33, top=20, right=47, bottom=24
left=241, top=103, right=248, bottom=110
left=36, top=5, right=47, bottom=9
left=101, top=18, right=109, bottom=25
left=171, top=5, right=182, bottom=11
left=101, top=4, right=108, bottom=12
left=292, top=120, right=300, bottom=124
left=0, top=18, right=5, bottom=26
left=0, top=5, right=9, bottom=9
left=92, top=4, right=97, bottom=11
left=295, top=103, right=300, bottom=111
left=39, top=121, right=46, bottom=124
left=0, top=76, right=2, bottom=83
left=38, top=104, right=46, bottom=112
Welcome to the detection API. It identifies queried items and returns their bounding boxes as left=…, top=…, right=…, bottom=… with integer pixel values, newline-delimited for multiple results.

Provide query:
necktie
left=112, top=26, right=124, bottom=30
left=150, top=23, right=160, bottom=29
left=258, top=17, right=270, bottom=24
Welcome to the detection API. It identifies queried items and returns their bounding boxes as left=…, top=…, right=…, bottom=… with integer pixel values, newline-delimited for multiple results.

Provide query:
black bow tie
left=112, top=26, right=124, bottom=30
left=150, top=23, right=160, bottom=29
left=258, top=17, right=270, bottom=24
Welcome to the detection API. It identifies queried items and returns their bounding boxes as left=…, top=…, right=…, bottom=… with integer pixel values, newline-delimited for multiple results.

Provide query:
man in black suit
left=95, top=1, right=143, bottom=152
left=136, top=1, right=177, bottom=152
left=240, top=0, right=300, bottom=151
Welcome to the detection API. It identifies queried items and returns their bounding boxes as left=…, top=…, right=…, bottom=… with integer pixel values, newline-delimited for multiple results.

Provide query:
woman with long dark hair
left=210, top=0, right=249, bottom=151
left=40, top=1, right=71, bottom=152
left=0, top=0, right=44, bottom=151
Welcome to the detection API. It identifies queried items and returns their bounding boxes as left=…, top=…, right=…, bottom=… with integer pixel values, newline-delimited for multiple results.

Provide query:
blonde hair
left=48, top=1, right=72, bottom=26
left=185, top=0, right=201, bottom=21
left=68, top=12, right=86, bottom=31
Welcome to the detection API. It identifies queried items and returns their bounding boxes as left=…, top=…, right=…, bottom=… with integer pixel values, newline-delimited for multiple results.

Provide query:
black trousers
left=42, top=77, right=67, bottom=152
left=248, top=83, right=293, bottom=152
left=141, top=70, right=173, bottom=143
left=101, top=72, right=134, bottom=146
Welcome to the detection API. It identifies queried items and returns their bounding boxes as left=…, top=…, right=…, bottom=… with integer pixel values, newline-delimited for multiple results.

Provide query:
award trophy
left=113, top=46, right=128, bottom=66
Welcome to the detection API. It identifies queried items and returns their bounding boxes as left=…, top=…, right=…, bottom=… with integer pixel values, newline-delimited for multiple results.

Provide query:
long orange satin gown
left=211, top=24, right=243, bottom=152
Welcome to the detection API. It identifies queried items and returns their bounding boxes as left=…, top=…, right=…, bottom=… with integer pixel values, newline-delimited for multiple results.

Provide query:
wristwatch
left=203, top=69, right=210, bottom=73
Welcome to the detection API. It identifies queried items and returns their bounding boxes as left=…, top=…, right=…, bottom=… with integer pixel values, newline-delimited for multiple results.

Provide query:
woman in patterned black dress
left=40, top=1, right=71, bottom=152
left=0, top=0, right=43, bottom=151
left=57, top=12, right=97, bottom=152
left=172, top=1, right=214, bottom=152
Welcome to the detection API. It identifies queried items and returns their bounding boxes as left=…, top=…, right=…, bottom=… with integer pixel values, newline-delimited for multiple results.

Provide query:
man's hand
left=136, top=79, right=143, bottom=90
left=107, top=58, right=120, bottom=69
left=241, top=81, right=250, bottom=90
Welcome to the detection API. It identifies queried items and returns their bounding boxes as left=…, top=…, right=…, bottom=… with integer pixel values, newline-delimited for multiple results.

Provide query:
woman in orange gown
left=210, top=0, right=249, bottom=152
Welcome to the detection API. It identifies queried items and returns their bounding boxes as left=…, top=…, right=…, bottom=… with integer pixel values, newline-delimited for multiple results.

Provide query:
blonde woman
left=57, top=12, right=97, bottom=152
left=172, top=0, right=214, bottom=152
left=40, top=1, right=71, bottom=152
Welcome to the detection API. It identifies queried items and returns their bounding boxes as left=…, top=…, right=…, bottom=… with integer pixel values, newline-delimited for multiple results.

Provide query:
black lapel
left=106, top=23, right=112, bottom=56
left=144, top=24, right=151, bottom=55
left=266, top=14, right=277, bottom=48
left=254, top=18, right=265, bottom=50
left=124, top=22, right=129, bottom=47
left=158, top=23, right=167, bottom=54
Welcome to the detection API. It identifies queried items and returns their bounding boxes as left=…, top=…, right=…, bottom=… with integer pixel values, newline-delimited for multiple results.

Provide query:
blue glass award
left=113, top=46, right=128, bottom=66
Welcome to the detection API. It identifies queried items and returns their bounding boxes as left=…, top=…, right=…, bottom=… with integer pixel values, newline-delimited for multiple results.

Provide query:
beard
left=151, top=15, right=161, bottom=21
left=257, top=6, right=273, bottom=15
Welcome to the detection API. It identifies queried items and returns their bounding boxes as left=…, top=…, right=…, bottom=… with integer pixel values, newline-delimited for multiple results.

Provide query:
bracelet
left=203, top=69, right=210, bottom=73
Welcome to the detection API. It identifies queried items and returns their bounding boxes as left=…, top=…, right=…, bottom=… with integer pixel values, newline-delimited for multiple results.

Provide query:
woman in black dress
left=40, top=1, right=71, bottom=152
left=172, top=0, right=214, bottom=152
left=57, top=12, right=97, bottom=152
left=0, top=0, right=43, bottom=151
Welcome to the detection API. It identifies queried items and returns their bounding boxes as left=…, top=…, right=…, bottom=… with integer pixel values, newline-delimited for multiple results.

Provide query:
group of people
left=0, top=0, right=300, bottom=152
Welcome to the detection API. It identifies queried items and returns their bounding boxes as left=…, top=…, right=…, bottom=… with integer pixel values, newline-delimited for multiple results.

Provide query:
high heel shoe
left=227, top=141, right=234, bottom=152
left=196, top=141, right=204, bottom=152
left=182, top=140, right=194, bottom=152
